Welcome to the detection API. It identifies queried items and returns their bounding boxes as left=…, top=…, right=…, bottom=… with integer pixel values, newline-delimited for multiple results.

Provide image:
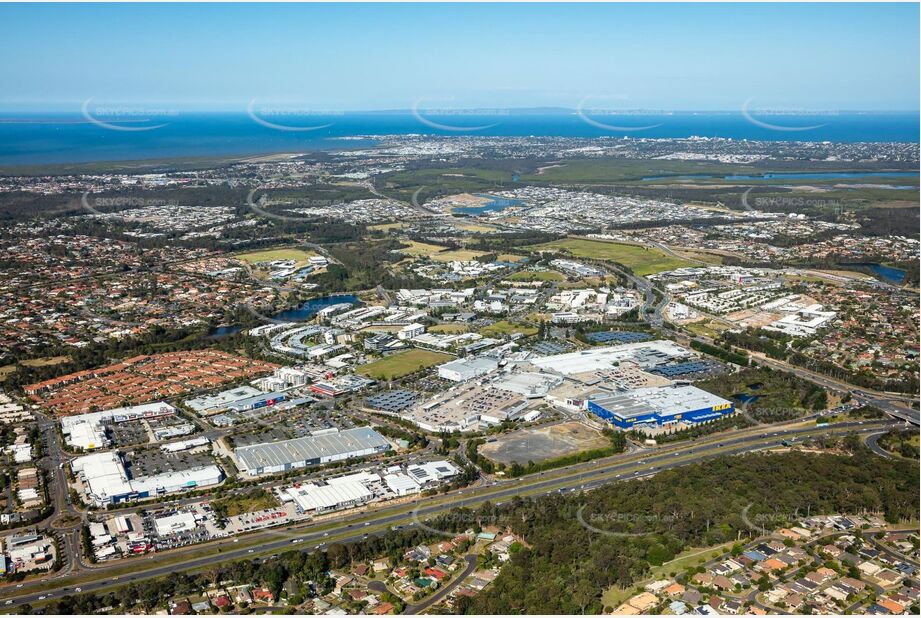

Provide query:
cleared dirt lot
left=479, top=421, right=609, bottom=466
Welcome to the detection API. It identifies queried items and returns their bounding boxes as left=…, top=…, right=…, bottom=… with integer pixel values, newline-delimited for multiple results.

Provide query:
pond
left=270, top=294, right=359, bottom=321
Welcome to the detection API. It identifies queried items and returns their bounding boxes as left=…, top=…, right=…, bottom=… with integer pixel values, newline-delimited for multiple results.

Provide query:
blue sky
left=1, top=2, right=918, bottom=112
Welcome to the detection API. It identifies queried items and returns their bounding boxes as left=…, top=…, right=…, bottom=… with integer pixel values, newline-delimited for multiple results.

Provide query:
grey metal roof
left=235, top=427, right=390, bottom=471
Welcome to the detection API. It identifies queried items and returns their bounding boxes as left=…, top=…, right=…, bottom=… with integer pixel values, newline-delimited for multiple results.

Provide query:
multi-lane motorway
left=0, top=418, right=899, bottom=610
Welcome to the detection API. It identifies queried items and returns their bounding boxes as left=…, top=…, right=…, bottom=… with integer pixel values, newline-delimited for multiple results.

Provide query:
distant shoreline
left=0, top=111, right=918, bottom=169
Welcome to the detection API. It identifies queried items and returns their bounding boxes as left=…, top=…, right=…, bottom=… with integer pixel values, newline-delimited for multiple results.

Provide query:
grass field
left=683, top=319, right=730, bottom=339
left=432, top=249, right=490, bottom=262
left=528, top=238, right=693, bottom=275
left=233, top=247, right=317, bottom=266
left=520, top=158, right=749, bottom=184
left=508, top=269, right=565, bottom=282
left=20, top=355, right=70, bottom=367
left=458, top=223, right=498, bottom=233
left=496, top=253, right=528, bottom=263
left=2, top=356, right=71, bottom=381
left=601, top=542, right=735, bottom=610
left=357, top=349, right=453, bottom=380
left=479, top=321, right=539, bottom=338
left=359, top=325, right=406, bottom=334
left=398, top=240, right=490, bottom=262
left=368, top=222, right=406, bottom=231
left=212, top=489, right=278, bottom=518
left=398, top=240, right=448, bottom=257
left=429, top=324, right=470, bottom=334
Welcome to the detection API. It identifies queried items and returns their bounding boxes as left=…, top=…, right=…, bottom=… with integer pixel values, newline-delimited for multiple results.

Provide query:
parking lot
left=124, top=447, right=216, bottom=477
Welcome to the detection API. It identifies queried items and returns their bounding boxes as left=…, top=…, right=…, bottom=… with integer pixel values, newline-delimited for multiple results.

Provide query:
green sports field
left=527, top=238, right=692, bottom=276
left=357, top=349, right=453, bottom=380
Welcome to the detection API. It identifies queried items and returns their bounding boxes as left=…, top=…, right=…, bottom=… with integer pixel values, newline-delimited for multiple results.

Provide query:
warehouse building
left=365, top=390, right=418, bottom=413
left=437, top=356, right=499, bottom=382
left=60, top=402, right=177, bottom=451
left=586, top=385, right=734, bottom=430
left=530, top=340, right=691, bottom=375
left=71, top=451, right=223, bottom=506
left=384, top=472, right=421, bottom=496
left=285, top=478, right=374, bottom=514
left=185, top=386, right=264, bottom=415
left=234, top=427, right=391, bottom=476
left=405, top=460, right=459, bottom=485
left=226, top=391, right=286, bottom=413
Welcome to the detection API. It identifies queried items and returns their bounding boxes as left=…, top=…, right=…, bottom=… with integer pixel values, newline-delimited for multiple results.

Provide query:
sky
left=0, top=2, right=918, bottom=112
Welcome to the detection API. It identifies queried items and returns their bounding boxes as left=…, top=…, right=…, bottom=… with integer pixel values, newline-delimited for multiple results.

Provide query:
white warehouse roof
left=287, top=480, right=372, bottom=512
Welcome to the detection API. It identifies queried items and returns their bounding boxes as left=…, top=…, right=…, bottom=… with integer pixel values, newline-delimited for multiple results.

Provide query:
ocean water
left=0, top=112, right=918, bottom=166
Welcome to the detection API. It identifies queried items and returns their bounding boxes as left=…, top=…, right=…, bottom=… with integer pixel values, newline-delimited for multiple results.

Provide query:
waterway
left=453, top=194, right=523, bottom=216
left=839, top=263, right=907, bottom=284
left=269, top=294, right=359, bottom=321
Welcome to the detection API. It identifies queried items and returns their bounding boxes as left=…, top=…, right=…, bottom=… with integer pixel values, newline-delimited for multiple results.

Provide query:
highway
left=6, top=234, right=916, bottom=611
left=582, top=233, right=920, bottom=427
left=0, top=418, right=898, bottom=610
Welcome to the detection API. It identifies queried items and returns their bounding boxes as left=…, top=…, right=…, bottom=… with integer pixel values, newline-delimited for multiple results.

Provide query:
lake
left=454, top=194, right=523, bottom=215
left=454, top=193, right=521, bottom=215
left=840, top=263, right=907, bottom=284
left=270, top=294, right=358, bottom=321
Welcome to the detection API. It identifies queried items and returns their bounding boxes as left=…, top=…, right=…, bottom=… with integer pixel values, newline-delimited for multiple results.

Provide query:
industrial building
left=492, top=372, right=563, bottom=398
left=160, top=437, right=210, bottom=453
left=530, top=340, right=691, bottom=376
left=234, top=427, right=391, bottom=476
left=586, top=385, right=735, bottom=430
left=71, top=451, right=223, bottom=506
left=437, top=356, right=499, bottom=382
left=60, top=402, right=178, bottom=451
left=585, top=331, right=653, bottom=344
left=405, top=461, right=459, bottom=485
left=185, top=386, right=264, bottom=415
left=365, top=390, right=418, bottom=413
left=285, top=476, right=375, bottom=514
left=226, top=391, right=286, bottom=413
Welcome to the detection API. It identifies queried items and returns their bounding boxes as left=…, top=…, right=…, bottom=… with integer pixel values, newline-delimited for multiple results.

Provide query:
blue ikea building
left=586, top=385, right=734, bottom=429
